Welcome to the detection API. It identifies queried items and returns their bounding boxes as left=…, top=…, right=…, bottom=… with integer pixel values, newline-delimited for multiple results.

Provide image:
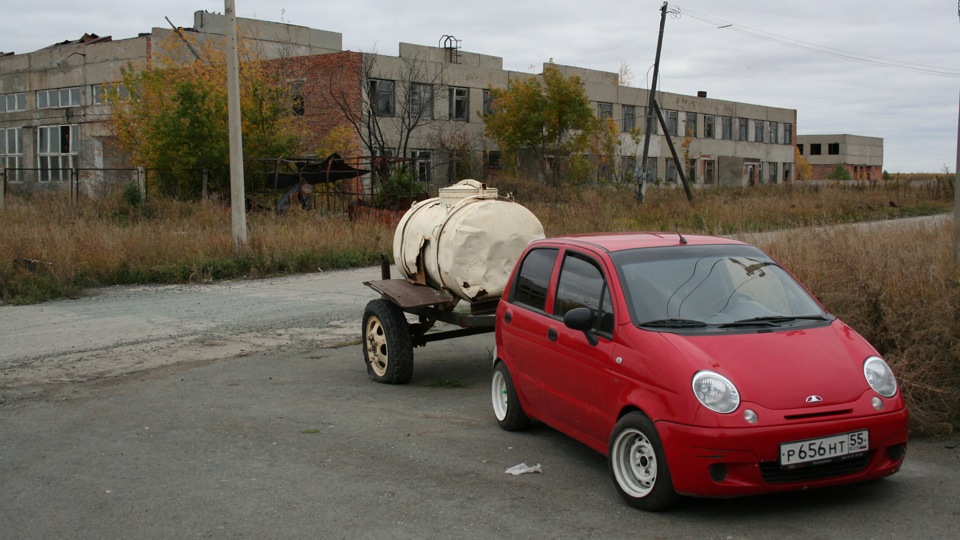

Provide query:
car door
left=499, top=247, right=560, bottom=408
left=534, top=250, right=617, bottom=448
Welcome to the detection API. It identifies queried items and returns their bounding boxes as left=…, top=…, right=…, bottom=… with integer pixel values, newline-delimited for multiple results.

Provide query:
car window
left=554, top=252, right=614, bottom=337
left=612, top=245, right=827, bottom=327
left=511, top=248, right=558, bottom=312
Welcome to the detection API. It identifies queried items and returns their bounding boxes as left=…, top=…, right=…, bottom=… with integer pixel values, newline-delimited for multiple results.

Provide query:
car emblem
left=805, top=395, right=823, bottom=403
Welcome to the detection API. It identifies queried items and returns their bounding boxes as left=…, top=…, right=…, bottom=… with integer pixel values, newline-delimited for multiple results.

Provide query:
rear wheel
left=608, top=412, right=679, bottom=511
left=362, top=299, right=414, bottom=384
left=491, top=362, right=530, bottom=431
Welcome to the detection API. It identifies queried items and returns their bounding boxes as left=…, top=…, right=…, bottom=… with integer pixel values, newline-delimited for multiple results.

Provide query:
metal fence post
left=0, top=166, right=6, bottom=210
left=137, top=167, right=146, bottom=203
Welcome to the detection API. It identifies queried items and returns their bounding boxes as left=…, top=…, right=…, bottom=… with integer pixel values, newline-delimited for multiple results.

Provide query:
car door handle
left=504, top=311, right=512, bottom=324
left=547, top=328, right=558, bottom=341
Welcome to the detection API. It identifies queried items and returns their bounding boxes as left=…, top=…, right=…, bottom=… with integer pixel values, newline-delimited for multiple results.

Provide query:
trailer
left=361, top=259, right=497, bottom=384
left=358, top=179, right=544, bottom=384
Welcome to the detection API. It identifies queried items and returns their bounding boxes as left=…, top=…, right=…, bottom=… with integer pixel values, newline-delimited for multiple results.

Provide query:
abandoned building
left=795, top=134, right=884, bottom=181
left=1, top=10, right=799, bottom=197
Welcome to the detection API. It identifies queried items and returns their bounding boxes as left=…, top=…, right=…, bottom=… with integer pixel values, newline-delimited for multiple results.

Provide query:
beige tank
left=393, top=180, right=545, bottom=302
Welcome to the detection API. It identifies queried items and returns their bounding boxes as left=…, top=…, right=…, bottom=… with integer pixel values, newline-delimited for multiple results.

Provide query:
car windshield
left=611, top=244, right=829, bottom=329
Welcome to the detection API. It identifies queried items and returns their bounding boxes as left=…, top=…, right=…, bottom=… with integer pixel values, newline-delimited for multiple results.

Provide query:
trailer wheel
left=362, top=299, right=414, bottom=384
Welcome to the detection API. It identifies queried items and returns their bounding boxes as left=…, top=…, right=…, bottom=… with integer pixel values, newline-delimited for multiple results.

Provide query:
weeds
left=1, top=178, right=957, bottom=433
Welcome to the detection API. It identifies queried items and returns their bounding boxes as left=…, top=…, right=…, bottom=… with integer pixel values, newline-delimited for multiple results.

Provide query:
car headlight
left=692, top=371, right=740, bottom=414
left=864, top=356, right=897, bottom=398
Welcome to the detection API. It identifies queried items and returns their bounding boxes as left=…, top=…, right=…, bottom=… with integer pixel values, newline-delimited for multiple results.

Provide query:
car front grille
left=759, top=452, right=871, bottom=484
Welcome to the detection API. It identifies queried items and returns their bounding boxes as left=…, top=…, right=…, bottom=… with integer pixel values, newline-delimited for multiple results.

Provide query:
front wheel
left=491, top=362, right=530, bottom=431
left=362, top=299, right=414, bottom=384
left=608, top=412, right=679, bottom=511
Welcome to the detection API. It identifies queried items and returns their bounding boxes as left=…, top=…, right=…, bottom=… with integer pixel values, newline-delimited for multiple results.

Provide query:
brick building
left=796, top=134, right=883, bottom=181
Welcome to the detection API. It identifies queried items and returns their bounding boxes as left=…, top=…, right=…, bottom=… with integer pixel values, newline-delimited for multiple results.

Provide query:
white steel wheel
left=491, top=362, right=530, bottom=431
left=608, top=412, right=679, bottom=511
left=611, top=428, right=658, bottom=497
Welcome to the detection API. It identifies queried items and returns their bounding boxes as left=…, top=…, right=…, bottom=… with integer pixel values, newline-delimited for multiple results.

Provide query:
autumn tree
left=321, top=51, right=443, bottom=169
left=109, top=34, right=302, bottom=198
left=482, top=63, right=598, bottom=186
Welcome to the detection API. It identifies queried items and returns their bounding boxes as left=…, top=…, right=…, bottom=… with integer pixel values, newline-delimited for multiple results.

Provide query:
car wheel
left=362, top=299, right=414, bottom=384
left=491, top=362, right=530, bottom=431
left=608, top=412, right=679, bottom=511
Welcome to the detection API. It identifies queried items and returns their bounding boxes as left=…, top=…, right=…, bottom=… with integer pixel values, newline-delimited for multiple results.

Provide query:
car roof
left=531, top=232, right=747, bottom=253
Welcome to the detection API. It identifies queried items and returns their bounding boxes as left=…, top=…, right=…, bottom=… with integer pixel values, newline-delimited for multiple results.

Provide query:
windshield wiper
left=640, top=318, right=707, bottom=328
left=720, top=315, right=829, bottom=328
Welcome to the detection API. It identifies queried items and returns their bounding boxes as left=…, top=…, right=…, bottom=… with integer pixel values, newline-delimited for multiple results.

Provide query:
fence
left=0, top=157, right=428, bottom=216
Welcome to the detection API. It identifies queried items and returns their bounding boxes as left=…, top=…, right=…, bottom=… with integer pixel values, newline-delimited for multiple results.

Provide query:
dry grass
left=754, top=220, right=960, bottom=436
left=1, top=178, right=956, bottom=433
left=0, top=190, right=395, bottom=304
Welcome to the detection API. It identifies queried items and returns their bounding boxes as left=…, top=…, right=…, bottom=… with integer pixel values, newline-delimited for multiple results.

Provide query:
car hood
left=659, top=321, right=875, bottom=410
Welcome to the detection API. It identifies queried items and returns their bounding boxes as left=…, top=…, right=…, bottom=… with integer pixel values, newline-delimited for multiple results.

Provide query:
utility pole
left=637, top=1, right=668, bottom=203
left=225, top=0, right=247, bottom=250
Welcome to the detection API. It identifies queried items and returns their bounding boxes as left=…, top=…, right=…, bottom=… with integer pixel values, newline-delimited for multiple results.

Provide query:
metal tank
left=393, top=179, right=545, bottom=302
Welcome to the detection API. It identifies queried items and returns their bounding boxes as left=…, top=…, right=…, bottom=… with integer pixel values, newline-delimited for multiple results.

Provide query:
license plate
left=780, top=430, right=869, bottom=467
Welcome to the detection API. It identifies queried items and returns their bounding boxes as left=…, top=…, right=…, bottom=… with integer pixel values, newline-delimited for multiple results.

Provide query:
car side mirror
left=564, top=307, right=599, bottom=346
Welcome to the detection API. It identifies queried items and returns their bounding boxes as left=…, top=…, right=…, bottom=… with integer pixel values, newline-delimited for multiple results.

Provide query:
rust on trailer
left=364, top=279, right=456, bottom=309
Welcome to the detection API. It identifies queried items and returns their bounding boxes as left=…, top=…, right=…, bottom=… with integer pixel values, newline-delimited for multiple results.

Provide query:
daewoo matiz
left=492, top=232, right=908, bottom=511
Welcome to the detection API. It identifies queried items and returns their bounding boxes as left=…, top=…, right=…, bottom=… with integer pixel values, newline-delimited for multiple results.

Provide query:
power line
left=673, top=4, right=960, bottom=78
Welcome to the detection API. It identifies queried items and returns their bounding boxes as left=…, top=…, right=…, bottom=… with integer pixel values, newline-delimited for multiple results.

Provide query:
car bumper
left=656, top=408, right=909, bottom=498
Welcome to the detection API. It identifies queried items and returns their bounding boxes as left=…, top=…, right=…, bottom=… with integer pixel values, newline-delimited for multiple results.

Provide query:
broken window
left=685, top=112, right=697, bottom=137
left=828, top=142, right=840, bottom=155
left=797, top=144, right=804, bottom=155
left=768, top=121, right=779, bottom=144
left=782, top=162, right=793, bottom=182
left=369, top=79, right=395, bottom=117
left=37, top=124, right=78, bottom=182
left=597, top=102, right=613, bottom=120
left=642, top=108, right=657, bottom=134
left=783, top=123, right=793, bottom=145
left=622, top=105, right=636, bottom=132
left=768, top=162, right=778, bottom=183
left=721, top=116, right=733, bottom=140
left=666, top=110, right=679, bottom=136
left=686, top=158, right=697, bottom=182
left=665, top=158, right=677, bottom=183
left=482, top=89, right=494, bottom=116
left=411, top=150, right=432, bottom=187
left=754, top=120, right=764, bottom=143
left=449, top=86, right=469, bottom=121
left=703, top=159, right=716, bottom=184
left=704, top=115, right=715, bottom=138
left=289, top=80, right=305, bottom=116
left=738, top=118, right=749, bottom=141
left=810, top=143, right=822, bottom=155
left=0, top=127, right=23, bottom=181
left=410, top=83, right=434, bottom=120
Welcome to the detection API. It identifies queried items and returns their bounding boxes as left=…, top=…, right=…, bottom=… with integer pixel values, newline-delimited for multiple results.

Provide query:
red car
left=492, top=232, right=908, bottom=511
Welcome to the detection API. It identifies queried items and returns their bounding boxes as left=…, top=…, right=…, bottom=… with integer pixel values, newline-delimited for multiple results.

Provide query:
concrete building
left=0, top=11, right=341, bottom=192
left=1, top=10, right=797, bottom=196
left=796, top=134, right=883, bottom=181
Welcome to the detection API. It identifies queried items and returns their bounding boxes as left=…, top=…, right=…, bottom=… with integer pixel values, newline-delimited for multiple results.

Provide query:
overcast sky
left=3, top=0, right=958, bottom=172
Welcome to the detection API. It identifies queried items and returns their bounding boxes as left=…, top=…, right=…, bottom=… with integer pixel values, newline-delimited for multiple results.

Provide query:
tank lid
left=439, top=179, right=498, bottom=207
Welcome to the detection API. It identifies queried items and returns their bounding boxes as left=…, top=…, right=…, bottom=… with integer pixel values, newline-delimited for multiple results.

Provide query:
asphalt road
left=1, top=264, right=959, bottom=538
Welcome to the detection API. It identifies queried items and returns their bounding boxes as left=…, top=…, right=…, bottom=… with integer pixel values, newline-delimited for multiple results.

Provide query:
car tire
left=362, top=299, right=414, bottom=384
left=608, top=412, right=679, bottom=511
left=491, top=362, right=530, bottom=431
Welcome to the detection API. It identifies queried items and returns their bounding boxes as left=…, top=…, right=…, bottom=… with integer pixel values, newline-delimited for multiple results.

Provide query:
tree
left=483, top=63, right=598, bottom=186
left=320, top=50, right=443, bottom=175
left=827, top=164, right=851, bottom=181
left=109, top=33, right=302, bottom=198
